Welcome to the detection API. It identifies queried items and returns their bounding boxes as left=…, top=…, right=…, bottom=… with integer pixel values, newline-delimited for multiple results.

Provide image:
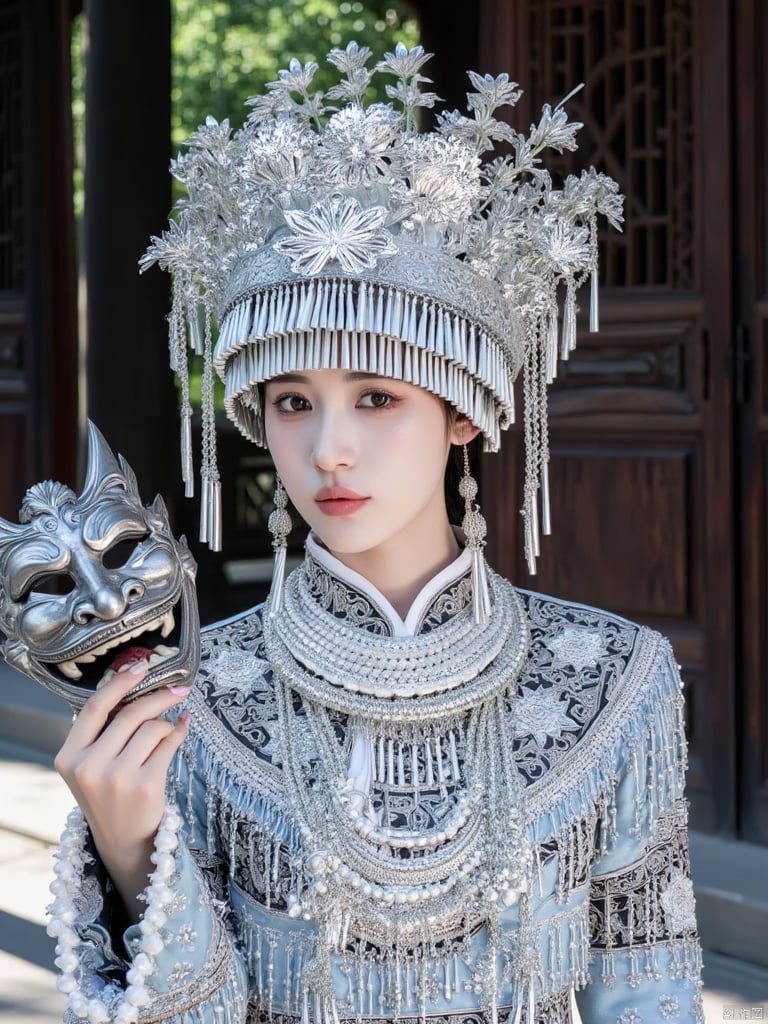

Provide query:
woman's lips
left=315, top=487, right=369, bottom=517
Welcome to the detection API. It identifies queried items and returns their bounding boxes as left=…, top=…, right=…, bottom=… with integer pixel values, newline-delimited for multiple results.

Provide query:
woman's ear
left=449, top=413, right=481, bottom=446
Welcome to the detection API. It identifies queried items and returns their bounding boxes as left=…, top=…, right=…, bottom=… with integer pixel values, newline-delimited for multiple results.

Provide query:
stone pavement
left=0, top=739, right=766, bottom=1023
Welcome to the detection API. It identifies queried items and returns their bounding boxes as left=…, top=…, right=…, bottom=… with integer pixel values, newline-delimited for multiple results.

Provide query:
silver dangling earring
left=268, top=475, right=292, bottom=616
left=459, top=444, right=491, bottom=626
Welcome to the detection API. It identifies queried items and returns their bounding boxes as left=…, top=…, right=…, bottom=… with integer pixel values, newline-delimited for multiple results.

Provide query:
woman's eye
left=275, top=394, right=311, bottom=413
left=359, top=391, right=393, bottom=409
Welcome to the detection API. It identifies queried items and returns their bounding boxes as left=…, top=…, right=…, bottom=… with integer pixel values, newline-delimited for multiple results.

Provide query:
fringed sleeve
left=573, top=641, right=705, bottom=1024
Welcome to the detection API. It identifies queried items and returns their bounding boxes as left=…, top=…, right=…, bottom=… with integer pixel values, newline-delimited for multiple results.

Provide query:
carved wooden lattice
left=527, top=0, right=694, bottom=289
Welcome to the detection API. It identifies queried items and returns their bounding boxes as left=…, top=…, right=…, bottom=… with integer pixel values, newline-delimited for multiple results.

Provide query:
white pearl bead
left=125, top=984, right=151, bottom=1007
left=287, top=895, right=302, bottom=919
left=86, top=998, right=110, bottom=1022
left=146, top=883, right=172, bottom=904
left=55, top=974, right=77, bottom=994
left=115, top=1002, right=139, bottom=1023
left=154, top=830, right=177, bottom=853
left=141, top=932, right=165, bottom=955
left=143, top=907, right=168, bottom=929
left=55, top=953, right=79, bottom=973
left=149, top=851, right=175, bottom=874
left=162, top=809, right=182, bottom=831
left=70, top=992, right=89, bottom=1016
left=132, top=952, right=154, bottom=974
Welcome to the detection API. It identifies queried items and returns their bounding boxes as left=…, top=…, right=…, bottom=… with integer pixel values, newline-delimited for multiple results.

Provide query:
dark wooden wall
left=0, top=0, right=78, bottom=516
left=471, top=0, right=768, bottom=843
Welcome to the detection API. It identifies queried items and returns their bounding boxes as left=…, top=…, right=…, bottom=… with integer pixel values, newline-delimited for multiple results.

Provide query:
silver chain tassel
left=459, top=445, right=491, bottom=625
left=199, top=305, right=222, bottom=550
left=268, top=475, right=292, bottom=616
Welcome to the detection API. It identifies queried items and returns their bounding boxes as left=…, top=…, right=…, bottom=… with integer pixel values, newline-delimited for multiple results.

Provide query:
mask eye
left=102, top=533, right=150, bottom=570
left=23, top=573, right=77, bottom=599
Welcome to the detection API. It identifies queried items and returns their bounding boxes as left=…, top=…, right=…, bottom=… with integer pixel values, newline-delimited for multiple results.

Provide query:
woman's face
left=263, top=369, right=472, bottom=559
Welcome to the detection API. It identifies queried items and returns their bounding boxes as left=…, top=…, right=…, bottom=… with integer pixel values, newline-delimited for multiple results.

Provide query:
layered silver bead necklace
left=263, top=564, right=534, bottom=1019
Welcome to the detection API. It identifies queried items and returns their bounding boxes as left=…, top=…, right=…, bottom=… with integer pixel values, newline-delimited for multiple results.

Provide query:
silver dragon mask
left=0, top=421, right=199, bottom=711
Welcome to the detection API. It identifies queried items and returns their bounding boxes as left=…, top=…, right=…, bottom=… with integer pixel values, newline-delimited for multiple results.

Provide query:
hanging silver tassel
left=199, top=304, right=222, bottom=550
left=209, top=479, right=222, bottom=552
left=590, top=268, right=599, bottom=333
left=560, top=285, right=577, bottom=359
left=541, top=460, right=551, bottom=536
left=459, top=445, right=491, bottom=625
left=181, top=410, right=193, bottom=498
left=199, top=476, right=210, bottom=544
left=268, top=475, right=292, bottom=616
left=589, top=215, right=600, bottom=334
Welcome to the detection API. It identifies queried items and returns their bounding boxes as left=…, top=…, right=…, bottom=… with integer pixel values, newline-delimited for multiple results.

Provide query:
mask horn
left=80, top=420, right=139, bottom=504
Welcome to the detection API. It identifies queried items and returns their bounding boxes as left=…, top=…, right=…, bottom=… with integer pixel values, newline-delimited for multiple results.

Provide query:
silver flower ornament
left=512, top=687, right=576, bottom=746
left=274, top=193, right=398, bottom=274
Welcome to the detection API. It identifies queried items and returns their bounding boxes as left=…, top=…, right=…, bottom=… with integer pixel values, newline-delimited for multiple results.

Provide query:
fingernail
left=167, top=684, right=191, bottom=696
left=128, top=660, right=149, bottom=675
left=179, top=710, right=192, bottom=722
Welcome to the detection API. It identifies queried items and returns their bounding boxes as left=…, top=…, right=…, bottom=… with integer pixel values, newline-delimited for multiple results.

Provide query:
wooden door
left=735, top=0, right=768, bottom=844
left=479, top=0, right=736, bottom=835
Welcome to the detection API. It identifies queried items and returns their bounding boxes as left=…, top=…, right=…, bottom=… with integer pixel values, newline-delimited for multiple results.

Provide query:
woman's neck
left=322, top=522, right=462, bottom=619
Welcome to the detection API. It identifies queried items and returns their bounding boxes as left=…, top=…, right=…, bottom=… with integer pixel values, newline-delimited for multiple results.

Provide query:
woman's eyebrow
left=269, top=371, right=388, bottom=384
left=270, top=372, right=311, bottom=384
left=344, top=372, right=387, bottom=382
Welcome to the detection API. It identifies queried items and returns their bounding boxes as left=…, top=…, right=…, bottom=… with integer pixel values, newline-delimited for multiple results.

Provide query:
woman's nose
left=311, top=412, right=356, bottom=471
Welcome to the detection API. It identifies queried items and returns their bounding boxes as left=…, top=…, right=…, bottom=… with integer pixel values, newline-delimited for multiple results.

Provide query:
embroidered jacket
left=60, top=537, right=704, bottom=1024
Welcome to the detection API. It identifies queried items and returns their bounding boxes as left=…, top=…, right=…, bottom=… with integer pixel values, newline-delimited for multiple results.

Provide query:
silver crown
left=141, top=41, right=623, bottom=570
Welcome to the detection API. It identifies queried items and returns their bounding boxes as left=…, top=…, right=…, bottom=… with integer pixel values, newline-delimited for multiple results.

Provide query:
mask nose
left=71, top=574, right=144, bottom=625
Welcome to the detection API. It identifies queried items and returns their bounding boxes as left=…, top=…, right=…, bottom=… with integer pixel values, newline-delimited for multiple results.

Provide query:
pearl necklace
left=47, top=804, right=182, bottom=1023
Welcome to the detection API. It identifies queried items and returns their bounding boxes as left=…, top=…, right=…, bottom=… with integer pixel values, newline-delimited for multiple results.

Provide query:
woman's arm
left=574, top=647, right=704, bottom=1024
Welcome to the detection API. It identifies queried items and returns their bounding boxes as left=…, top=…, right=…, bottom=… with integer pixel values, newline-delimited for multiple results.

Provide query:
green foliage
left=171, top=0, right=419, bottom=149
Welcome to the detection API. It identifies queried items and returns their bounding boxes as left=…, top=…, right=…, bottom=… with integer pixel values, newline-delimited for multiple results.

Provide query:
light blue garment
left=63, top=543, right=704, bottom=1024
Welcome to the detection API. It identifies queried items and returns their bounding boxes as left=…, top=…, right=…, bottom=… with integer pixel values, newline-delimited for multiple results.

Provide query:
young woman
left=51, top=42, right=703, bottom=1024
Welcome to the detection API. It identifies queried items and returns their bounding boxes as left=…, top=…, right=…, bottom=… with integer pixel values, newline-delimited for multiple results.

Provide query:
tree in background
left=172, top=0, right=419, bottom=148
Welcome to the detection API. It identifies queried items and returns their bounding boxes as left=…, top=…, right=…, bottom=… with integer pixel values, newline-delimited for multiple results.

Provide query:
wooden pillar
left=83, top=0, right=177, bottom=502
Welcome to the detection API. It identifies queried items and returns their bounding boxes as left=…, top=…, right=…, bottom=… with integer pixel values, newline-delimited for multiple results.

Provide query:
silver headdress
left=141, top=42, right=623, bottom=571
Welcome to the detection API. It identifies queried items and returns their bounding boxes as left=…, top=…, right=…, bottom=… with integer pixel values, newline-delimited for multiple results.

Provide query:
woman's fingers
left=118, top=710, right=190, bottom=768
left=65, top=661, right=155, bottom=747
left=56, top=663, right=191, bottom=781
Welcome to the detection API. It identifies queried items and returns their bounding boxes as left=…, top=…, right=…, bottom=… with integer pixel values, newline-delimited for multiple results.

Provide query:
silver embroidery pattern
left=588, top=805, right=697, bottom=950
left=546, top=625, right=604, bottom=671
left=658, top=993, right=681, bottom=1020
left=417, top=575, right=474, bottom=633
left=617, top=1011, right=643, bottom=1024
left=511, top=687, right=578, bottom=746
left=304, top=554, right=392, bottom=634
left=659, top=869, right=698, bottom=935
left=246, top=987, right=573, bottom=1024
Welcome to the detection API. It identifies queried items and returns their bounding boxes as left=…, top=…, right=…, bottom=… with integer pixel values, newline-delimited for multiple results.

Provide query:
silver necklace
left=264, top=565, right=534, bottom=1020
